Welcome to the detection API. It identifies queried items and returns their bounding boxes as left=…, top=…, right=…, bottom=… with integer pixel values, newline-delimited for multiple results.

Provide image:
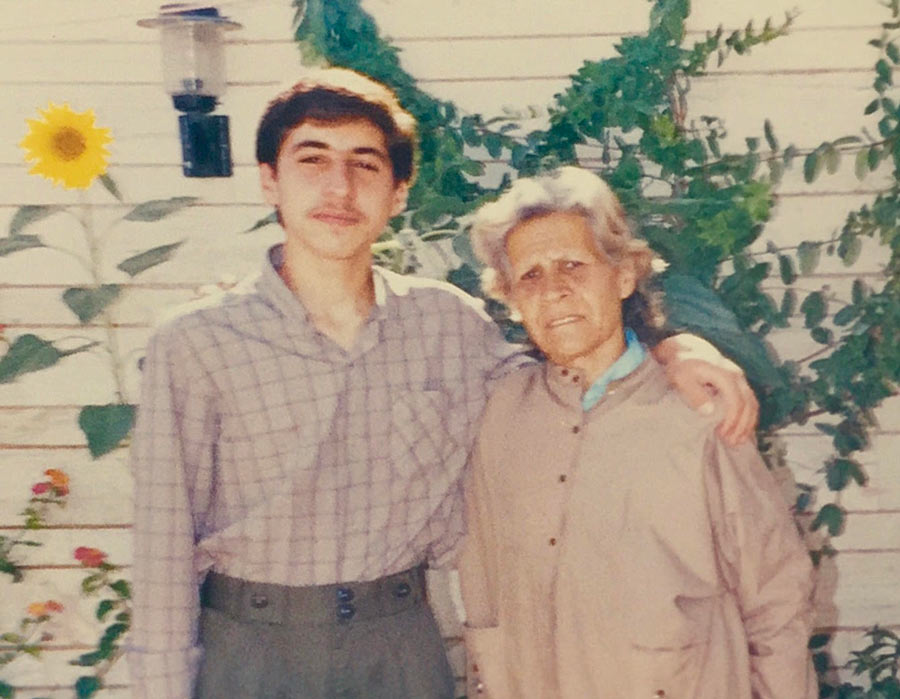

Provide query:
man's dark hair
left=255, top=69, right=417, bottom=184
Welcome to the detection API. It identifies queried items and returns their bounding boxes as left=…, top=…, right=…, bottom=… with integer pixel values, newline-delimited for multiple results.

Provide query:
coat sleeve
left=704, top=436, right=817, bottom=699
left=457, top=439, right=512, bottom=699
left=127, top=322, right=218, bottom=699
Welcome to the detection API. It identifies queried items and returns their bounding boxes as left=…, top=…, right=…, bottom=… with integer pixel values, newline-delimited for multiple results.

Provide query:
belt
left=200, top=565, right=427, bottom=626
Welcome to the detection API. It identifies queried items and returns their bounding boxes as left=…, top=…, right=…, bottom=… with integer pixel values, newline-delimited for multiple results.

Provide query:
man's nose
left=323, top=162, right=354, bottom=197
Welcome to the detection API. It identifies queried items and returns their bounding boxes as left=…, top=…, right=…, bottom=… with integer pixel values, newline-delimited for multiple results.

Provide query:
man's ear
left=617, top=257, right=638, bottom=300
left=259, top=163, right=279, bottom=207
left=390, top=181, right=410, bottom=217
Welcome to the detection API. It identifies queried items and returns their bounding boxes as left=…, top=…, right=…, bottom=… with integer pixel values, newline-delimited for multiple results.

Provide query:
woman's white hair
left=470, top=166, right=657, bottom=303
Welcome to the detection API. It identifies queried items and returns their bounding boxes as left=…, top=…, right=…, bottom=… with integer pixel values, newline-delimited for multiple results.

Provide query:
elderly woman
left=458, top=167, right=816, bottom=699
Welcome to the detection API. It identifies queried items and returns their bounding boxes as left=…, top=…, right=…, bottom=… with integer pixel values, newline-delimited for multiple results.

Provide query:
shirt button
left=559, top=474, right=567, bottom=483
left=572, top=376, right=579, bottom=383
left=561, top=369, right=569, bottom=376
left=250, top=593, right=269, bottom=609
left=549, top=537, right=557, bottom=546
left=572, top=426, right=580, bottom=434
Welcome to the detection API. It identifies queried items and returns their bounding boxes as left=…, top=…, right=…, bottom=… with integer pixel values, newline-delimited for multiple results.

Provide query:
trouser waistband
left=200, top=565, right=427, bottom=626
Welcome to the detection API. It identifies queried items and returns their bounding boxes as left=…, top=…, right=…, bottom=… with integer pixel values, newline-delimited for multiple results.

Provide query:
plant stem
left=79, top=192, right=125, bottom=403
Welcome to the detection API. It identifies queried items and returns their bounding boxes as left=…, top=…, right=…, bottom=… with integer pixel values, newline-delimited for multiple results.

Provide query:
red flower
left=74, top=546, right=107, bottom=567
left=32, top=482, right=50, bottom=495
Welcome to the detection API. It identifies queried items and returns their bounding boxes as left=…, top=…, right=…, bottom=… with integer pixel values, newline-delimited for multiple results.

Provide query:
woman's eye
left=520, top=269, right=539, bottom=281
left=563, top=260, right=583, bottom=271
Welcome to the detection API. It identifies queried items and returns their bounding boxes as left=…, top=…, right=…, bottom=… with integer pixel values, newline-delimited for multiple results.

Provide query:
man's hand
left=652, top=334, right=759, bottom=446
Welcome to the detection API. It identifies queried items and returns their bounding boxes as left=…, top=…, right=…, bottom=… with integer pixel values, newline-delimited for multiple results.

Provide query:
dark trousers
left=194, top=566, right=455, bottom=699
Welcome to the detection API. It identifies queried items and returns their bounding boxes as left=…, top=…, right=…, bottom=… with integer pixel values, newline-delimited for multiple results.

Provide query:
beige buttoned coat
left=458, top=358, right=816, bottom=699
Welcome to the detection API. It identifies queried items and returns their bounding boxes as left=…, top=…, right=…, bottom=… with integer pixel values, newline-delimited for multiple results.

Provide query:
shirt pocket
left=388, top=389, right=455, bottom=479
left=627, top=592, right=725, bottom=699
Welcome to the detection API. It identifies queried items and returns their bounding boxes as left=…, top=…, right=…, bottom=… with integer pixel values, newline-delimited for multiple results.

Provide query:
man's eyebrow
left=288, top=141, right=389, bottom=160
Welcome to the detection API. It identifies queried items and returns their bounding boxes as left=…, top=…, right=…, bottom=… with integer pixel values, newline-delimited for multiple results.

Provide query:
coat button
left=571, top=426, right=580, bottom=434
left=394, top=582, right=411, bottom=598
left=250, top=593, right=269, bottom=609
left=337, top=602, right=356, bottom=620
left=559, top=474, right=567, bottom=483
left=654, top=691, right=666, bottom=698
left=549, top=537, right=557, bottom=546
left=336, top=586, right=354, bottom=602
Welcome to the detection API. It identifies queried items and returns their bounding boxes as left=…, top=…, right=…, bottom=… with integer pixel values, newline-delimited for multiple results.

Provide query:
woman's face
left=506, top=211, right=636, bottom=381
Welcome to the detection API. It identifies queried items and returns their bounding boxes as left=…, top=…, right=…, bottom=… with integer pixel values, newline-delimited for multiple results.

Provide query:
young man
left=128, top=69, right=757, bottom=699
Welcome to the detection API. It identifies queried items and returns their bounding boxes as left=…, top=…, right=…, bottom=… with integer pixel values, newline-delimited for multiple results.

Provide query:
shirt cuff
left=126, top=645, right=203, bottom=699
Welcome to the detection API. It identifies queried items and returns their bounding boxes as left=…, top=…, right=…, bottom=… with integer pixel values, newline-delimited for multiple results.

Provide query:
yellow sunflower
left=19, top=103, right=112, bottom=189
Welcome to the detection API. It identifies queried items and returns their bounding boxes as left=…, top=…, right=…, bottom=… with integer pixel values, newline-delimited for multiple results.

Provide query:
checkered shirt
left=127, top=245, right=522, bottom=698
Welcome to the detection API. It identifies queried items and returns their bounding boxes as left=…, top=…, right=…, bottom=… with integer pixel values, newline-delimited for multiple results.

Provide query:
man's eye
left=520, top=269, right=540, bottom=281
left=352, top=160, right=381, bottom=172
left=298, top=155, right=325, bottom=165
left=562, top=260, right=583, bottom=271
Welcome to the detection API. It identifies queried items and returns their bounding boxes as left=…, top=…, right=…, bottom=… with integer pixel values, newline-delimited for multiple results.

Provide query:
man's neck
left=279, top=239, right=376, bottom=350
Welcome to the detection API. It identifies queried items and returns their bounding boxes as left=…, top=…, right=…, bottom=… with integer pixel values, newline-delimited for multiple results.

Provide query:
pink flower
left=32, top=482, right=50, bottom=495
left=74, top=547, right=107, bottom=567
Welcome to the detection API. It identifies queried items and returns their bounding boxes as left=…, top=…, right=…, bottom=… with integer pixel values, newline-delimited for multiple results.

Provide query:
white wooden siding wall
left=0, top=0, right=897, bottom=695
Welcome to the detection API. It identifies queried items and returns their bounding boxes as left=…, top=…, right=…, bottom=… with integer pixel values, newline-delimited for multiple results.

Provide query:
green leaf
left=763, top=119, right=779, bottom=151
left=800, top=291, right=826, bottom=328
left=833, top=305, right=859, bottom=326
left=826, top=458, right=866, bottom=491
left=0, top=679, right=13, bottom=699
left=838, top=236, right=862, bottom=266
left=876, top=58, right=893, bottom=85
left=797, top=241, right=821, bottom=275
left=116, top=242, right=183, bottom=277
left=62, top=285, right=122, bottom=324
left=864, top=99, right=880, bottom=115
left=109, top=579, right=131, bottom=599
left=9, top=205, right=63, bottom=236
left=855, top=147, right=870, bottom=180
left=823, top=144, right=840, bottom=174
left=889, top=42, right=900, bottom=64
left=78, top=404, right=136, bottom=458
left=74, top=675, right=102, bottom=698
left=123, top=196, right=197, bottom=222
left=778, top=254, right=796, bottom=284
left=98, top=173, right=123, bottom=201
left=0, top=234, right=44, bottom=257
left=0, top=334, right=62, bottom=383
left=868, top=146, right=882, bottom=170
left=96, top=600, right=115, bottom=621
left=803, top=152, right=822, bottom=183
left=242, top=210, right=279, bottom=233
left=483, top=133, right=502, bottom=158
left=808, top=633, right=831, bottom=649
left=811, top=503, right=845, bottom=536
left=811, top=326, right=833, bottom=344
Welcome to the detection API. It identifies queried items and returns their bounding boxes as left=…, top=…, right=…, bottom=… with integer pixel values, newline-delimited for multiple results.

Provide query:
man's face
left=259, top=118, right=408, bottom=263
left=506, top=211, right=636, bottom=380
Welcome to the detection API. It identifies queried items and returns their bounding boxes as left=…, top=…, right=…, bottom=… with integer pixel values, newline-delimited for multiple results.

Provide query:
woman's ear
left=617, top=257, right=638, bottom=300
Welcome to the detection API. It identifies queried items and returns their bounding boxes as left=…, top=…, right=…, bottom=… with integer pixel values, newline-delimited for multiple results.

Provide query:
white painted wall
left=0, top=0, right=897, bottom=695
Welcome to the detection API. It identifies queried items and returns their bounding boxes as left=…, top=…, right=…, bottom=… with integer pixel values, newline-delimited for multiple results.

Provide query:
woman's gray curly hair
left=469, top=166, right=666, bottom=336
